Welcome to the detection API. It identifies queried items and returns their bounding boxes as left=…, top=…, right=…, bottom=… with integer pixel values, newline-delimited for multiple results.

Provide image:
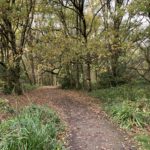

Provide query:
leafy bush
left=0, top=80, right=4, bottom=88
left=22, top=83, right=38, bottom=92
left=0, top=105, right=65, bottom=150
left=0, top=65, right=6, bottom=80
left=60, top=75, right=76, bottom=89
left=2, top=83, right=38, bottom=94
left=97, top=69, right=129, bottom=88
left=3, top=85, right=13, bottom=95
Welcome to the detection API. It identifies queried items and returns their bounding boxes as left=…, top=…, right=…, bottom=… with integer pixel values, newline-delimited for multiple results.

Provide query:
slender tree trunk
left=30, top=51, right=36, bottom=84
left=86, top=55, right=92, bottom=91
left=22, top=59, right=33, bottom=85
left=5, top=57, right=22, bottom=95
left=76, top=61, right=80, bottom=89
left=111, top=53, right=119, bottom=86
left=81, top=63, right=86, bottom=89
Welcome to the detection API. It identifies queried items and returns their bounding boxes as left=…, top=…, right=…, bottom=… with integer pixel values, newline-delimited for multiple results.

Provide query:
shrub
left=60, top=75, right=76, bottom=89
left=22, top=83, right=38, bottom=92
left=0, top=105, right=65, bottom=150
left=0, top=80, right=4, bottom=88
left=3, top=85, right=13, bottom=95
left=97, top=65, right=132, bottom=88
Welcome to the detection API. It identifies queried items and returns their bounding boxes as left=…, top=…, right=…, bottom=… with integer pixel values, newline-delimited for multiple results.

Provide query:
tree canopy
left=0, top=0, right=149, bottom=94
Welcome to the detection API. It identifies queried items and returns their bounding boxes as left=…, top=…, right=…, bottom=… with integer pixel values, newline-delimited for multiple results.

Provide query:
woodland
left=0, top=0, right=150, bottom=149
left=0, top=0, right=150, bottom=93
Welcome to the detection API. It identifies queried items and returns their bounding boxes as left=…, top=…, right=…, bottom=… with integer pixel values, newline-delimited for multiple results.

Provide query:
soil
left=0, top=86, right=137, bottom=150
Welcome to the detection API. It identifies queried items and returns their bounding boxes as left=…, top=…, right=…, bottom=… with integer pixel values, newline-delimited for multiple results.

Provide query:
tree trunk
left=85, top=35, right=92, bottom=91
left=30, top=51, right=36, bottom=84
left=76, top=61, right=80, bottom=89
left=81, top=63, right=86, bottom=89
left=22, top=59, right=33, bottom=85
left=5, top=57, right=22, bottom=95
left=86, top=60, right=92, bottom=91
left=111, top=53, right=119, bottom=86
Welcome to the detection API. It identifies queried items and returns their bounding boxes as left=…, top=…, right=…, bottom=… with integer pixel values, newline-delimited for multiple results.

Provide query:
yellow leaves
left=0, top=0, right=9, bottom=12
left=111, top=44, right=120, bottom=50
left=128, top=0, right=150, bottom=15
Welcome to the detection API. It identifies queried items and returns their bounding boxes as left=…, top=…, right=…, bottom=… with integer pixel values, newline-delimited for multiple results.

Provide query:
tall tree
left=0, top=0, right=36, bottom=94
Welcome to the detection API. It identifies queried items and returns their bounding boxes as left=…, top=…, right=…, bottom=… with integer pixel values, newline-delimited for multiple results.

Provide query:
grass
left=90, top=82, right=150, bottom=149
left=0, top=98, right=9, bottom=112
left=0, top=83, right=38, bottom=94
left=0, top=98, right=13, bottom=113
left=0, top=105, right=65, bottom=150
left=90, top=82, right=150, bottom=102
left=135, top=134, right=150, bottom=150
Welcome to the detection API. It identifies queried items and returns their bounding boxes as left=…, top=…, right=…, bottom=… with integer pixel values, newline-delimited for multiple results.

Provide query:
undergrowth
left=22, top=83, right=38, bottom=92
left=90, top=82, right=150, bottom=149
left=0, top=105, right=65, bottom=150
left=135, top=134, right=150, bottom=150
left=0, top=98, right=14, bottom=113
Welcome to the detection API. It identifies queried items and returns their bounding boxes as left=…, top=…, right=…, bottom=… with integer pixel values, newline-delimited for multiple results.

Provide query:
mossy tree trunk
left=0, top=0, right=35, bottom=94
left=4, top=57, right=22, bottom=95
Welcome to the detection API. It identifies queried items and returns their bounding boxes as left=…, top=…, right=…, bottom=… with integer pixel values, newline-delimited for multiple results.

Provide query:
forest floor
left=0, top=86, right=137, bottom=150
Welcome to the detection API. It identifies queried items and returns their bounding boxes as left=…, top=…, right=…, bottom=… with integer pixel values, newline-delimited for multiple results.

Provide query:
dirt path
left=0, top=87, right=137, bottom=150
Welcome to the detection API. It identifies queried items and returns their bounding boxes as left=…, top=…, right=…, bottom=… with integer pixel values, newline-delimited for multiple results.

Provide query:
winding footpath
left=0, top=87, right=137, bottom=150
